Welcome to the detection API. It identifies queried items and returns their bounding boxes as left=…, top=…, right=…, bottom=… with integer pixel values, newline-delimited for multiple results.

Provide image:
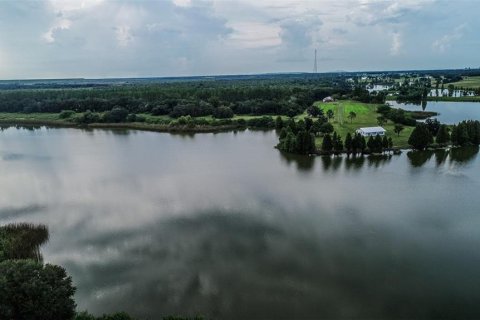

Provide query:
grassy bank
left=450, top=76, right=480, bottom=89
left=313, top=100, right=414, bottom=148
left=0, top=101, right=415, bottom=148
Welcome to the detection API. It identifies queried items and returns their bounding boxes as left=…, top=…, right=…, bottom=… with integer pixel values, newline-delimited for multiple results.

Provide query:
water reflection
left=279, top=152, right=315, bottom=172
left=407, top=150, right=434, bottom=167
left=407, top=147, right=479, bottom=167
left=434, top=149, right=448, bottom=166
left=66, top=210, right=480, bottom=320
left=450, top=146, right=479, bottom=164
left=1, top=128, right=480, bottom=319
left=278, top=153, right=397, bottom=173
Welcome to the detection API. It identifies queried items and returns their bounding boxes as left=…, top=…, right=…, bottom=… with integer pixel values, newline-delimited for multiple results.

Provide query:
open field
left=314, top=100, right=414, bottom=148
left=450, top=76, right=480, bottom=89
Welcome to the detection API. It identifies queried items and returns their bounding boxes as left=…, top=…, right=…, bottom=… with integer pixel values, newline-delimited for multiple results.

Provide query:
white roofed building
left=322, top=96, right=335, bottom=103
left=356, top=127, right=386, bottom=137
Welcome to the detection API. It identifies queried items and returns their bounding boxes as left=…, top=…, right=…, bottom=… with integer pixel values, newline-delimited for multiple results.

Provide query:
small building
left=323, top=96, right=335, bottom=103
left=356, top=127, right=386, bottom=137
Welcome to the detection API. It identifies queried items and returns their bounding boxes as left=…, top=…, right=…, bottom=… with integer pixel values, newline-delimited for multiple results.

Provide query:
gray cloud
left=0, top=0, right=478, bottom=78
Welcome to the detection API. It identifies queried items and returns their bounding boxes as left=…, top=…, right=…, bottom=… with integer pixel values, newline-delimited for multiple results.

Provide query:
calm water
left=1, top=127, right=480, bottom=319
left=389, top=100, right=480, bottom=124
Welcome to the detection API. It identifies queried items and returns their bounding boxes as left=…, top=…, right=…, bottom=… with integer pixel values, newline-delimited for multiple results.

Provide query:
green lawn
left=313, top=100, right=413, bottom=148
left=0, top=113, right=62, bottom=121
left=450, top=76, right=480, bottom=89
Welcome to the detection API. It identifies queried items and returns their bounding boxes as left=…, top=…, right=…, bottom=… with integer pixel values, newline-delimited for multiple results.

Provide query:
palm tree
left=348, top=111, right=356, bottom=123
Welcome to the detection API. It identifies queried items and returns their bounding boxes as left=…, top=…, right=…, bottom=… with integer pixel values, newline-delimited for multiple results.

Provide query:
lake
left=1, top=127, right=480, bottom=319
left=389, top=100, right=480, bottom=124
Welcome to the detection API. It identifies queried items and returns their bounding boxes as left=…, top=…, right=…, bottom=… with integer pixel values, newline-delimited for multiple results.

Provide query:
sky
left=0, top=0, right=479, bottom=79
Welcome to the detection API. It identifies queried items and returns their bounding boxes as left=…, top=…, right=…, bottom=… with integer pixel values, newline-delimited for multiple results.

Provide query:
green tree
left=103, top=107, right=129, bottom=123
left=394, top=124, right=404, bottom=137
left=388, top=137, right=393, bottom=149
left=377, top=116, right=387, bottom=126
left=382, top=135, right=389, bottom=152
left=319, top=122, right=334, bottom=134
left=348, top=111, right=356, bottom=123
left=304, top=117, right=314, bottom=131
left=425, top=118, right=441, bottom=136
left=275, top=116, right=284, bottom=130
left=344, top=133, right=353, bottom=154
left=456, top=123, right=470, bottom=146
left=367, top=136, right=375, bottom=152
left=436, top=124, right=450, bottom=145
left=213, top=106, right=234, bottom=119
left=310, top=120, right=322, bottom=136
left=326, top=109, right=334, bottom=122
left=322, top=133, right=333, bottom=152
left=451, top=125, right=458, bottom=145
left=287, top=118, right=297, bottom=133
left=332, top=132, right=343, bottom=153
left=0, top=260, right=76, bottom=320
left=408, top=123, right=433, bottom=150
left=295, top=130, right=316, bottom=154
left=0, top=223, right=49, bottom=262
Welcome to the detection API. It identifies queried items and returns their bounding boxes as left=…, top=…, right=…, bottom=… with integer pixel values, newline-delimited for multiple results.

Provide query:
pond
left=1, top=127, right=480, bottom=319
left=388, top=100, right=480, bottom=124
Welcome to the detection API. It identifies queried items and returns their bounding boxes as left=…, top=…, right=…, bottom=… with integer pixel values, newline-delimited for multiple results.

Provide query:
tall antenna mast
left=313, top=49, right=318, bottom=73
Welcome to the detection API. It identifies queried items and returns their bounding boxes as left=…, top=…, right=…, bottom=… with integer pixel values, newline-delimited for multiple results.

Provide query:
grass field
left=314, top=100, right=414, bottom=148
left=450, top=76, right=480, bottom=89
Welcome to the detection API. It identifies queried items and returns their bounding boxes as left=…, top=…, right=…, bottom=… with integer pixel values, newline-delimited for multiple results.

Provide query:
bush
left=103, top=107, right=129, bottom=123
left=126, top=114, right=137, bottom=122
left=213, top=106, right=234, bottom=119
left=59, top=110, right=76, bottom=119
left=75, top=110, right=101, bottom=124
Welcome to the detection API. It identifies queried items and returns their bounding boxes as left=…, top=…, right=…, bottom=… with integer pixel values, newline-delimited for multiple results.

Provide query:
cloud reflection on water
left=0, top=128, right=479, bottom=319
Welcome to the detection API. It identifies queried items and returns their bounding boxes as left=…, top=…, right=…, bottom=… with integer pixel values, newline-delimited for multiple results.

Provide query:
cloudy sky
left=0, top=0, right=478, bottom=79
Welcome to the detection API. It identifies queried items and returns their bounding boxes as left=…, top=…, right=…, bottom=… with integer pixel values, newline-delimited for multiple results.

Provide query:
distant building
left=323, top=96, right=335, bottom=103
left=356, top=127, right=386, bottom=137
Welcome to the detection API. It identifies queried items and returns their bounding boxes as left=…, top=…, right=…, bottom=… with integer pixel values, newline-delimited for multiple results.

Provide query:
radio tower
left=313, top=49, right=318, bottom=73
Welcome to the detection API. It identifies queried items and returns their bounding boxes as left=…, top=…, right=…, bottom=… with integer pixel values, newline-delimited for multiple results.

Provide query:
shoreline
left=0, top=119, right=248, bottom=134
left=1, top=118, right=454, bottom=152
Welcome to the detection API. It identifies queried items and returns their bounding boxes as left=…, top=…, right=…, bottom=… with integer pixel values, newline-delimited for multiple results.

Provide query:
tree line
left=276, top=117, right=393, bottom=155
left=408, top=119, right=480, bottom=150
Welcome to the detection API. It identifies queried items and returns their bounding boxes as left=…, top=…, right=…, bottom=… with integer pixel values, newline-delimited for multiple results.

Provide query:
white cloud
left=390, top=32, right=402, bottom=55
left=42, top=18, right=72, bottom=43
left=116, top=26, right=134, bottom=47
left=433, top=23, right=466, bottom=53
left=173, top=0, right=192, bottom=7
left=349, top=0, right=435, bottom=26
left=48, top=0, right=104, bottom=13
left=227, top=22, right=281, bottom=48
